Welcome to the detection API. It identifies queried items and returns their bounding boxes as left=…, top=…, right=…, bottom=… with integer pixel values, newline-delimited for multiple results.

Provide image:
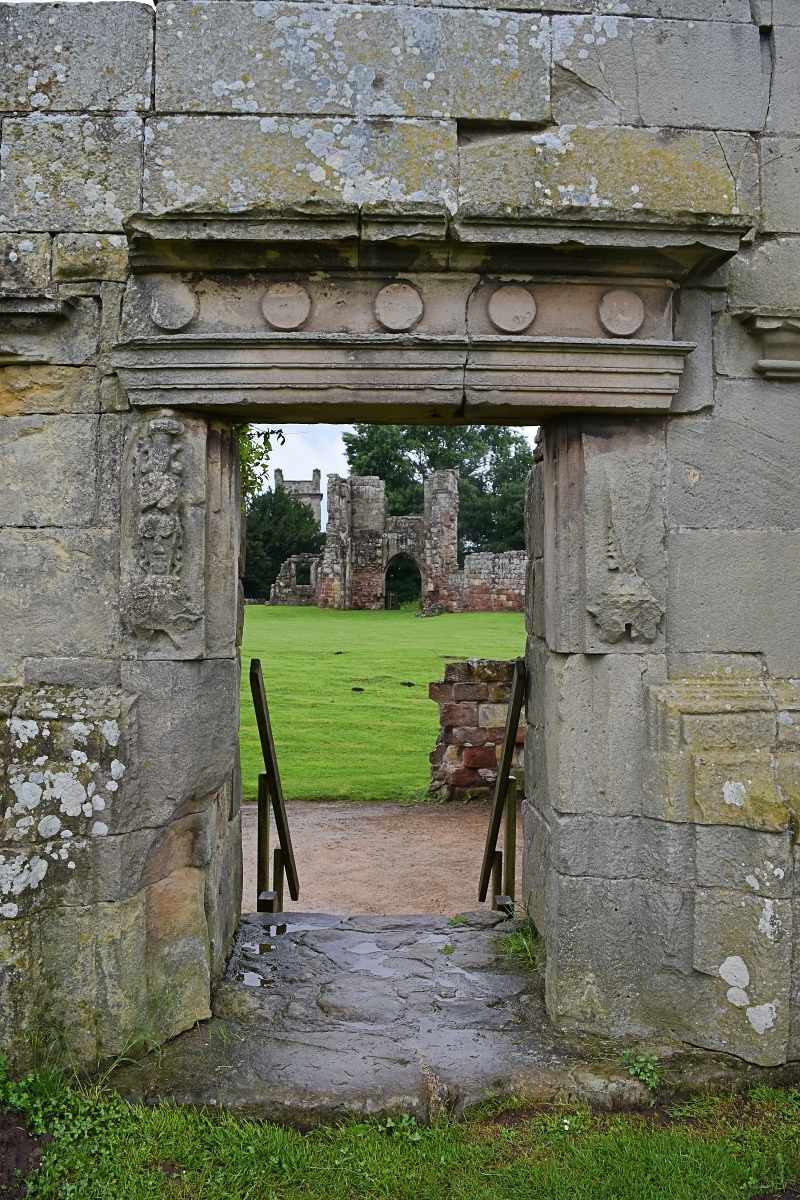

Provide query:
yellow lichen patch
left=0, top=365, right=100, bottom=417
left=694, top=754, right=789, bottom=832
left=459, top=125, right=751, bottom=223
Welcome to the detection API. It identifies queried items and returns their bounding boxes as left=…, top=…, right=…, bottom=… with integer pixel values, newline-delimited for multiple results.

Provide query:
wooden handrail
left=249, top=658, right=300, bottom=903
left=478, top=657, right=526, bottom=904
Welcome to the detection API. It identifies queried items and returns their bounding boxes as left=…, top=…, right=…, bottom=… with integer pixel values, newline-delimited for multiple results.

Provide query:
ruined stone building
left=2, top=0, right=800, bottom=1078
left=271, top=468, right=526, bottom=611
left=273, top=468, right=323, bottom=528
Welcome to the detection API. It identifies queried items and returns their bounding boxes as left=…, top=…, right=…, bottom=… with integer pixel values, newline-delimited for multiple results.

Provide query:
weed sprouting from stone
left=620, top=1049, right=664, bottom=1091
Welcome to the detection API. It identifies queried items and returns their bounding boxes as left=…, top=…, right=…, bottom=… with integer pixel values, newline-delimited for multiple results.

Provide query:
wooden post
left=257, top=771, right=270, bottom=906
left=503, top=775, right=517, bottom=904
left=490, top=849, right=502, bottom=910
left=273, top=847, right=284, bottom=913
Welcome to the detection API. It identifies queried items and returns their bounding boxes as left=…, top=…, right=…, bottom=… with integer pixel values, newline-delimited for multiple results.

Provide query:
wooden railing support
left=250, top=658, right=300, bottom=914
left=478, top=657, right=526, bottom=913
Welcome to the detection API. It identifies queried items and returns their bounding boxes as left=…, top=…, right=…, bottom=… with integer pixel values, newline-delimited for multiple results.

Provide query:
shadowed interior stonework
left=2, top=0, right=800, bottom=1080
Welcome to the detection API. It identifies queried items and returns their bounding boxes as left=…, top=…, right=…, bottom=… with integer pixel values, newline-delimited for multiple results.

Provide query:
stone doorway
left=384, top=553, right=422, bottom=610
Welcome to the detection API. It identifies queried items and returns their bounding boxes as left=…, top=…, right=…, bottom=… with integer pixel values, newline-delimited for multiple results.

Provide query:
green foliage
left=448, top=915, right=470, bottom=926
left=239, top=607, right=526, bottom=801
left=3, top=1068, right=800, bottom=1200
left=439, top=943, right=456, bottom=956
left=342, top=425, right=532, bottom=559
left=243, top=486, right=325, bottom=599
left=621, top=1049, right=664, bottom=1091
left=233, top=426, right=284, bottom=502
left=495, top=916, right=547, bottom=973
left=385, top=554, right=422, bottom=606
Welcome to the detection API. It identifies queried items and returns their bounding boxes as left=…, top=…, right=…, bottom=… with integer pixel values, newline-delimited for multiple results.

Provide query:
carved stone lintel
left=740, top=314, right=800, bottom=381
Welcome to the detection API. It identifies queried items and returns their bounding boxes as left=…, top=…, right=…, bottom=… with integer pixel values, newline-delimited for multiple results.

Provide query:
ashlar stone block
left=458, top=124, right=752, bottom=225
left=156, top=2, right=549, bottom=123
left=53, top=233, right=129, bottom=282
left=695, top=825, right=792, bottom=897
left=551, top=16, right=767, bottom=132
left=143, top=115, right=457, bottom=215
left=766, top=26, right=800, bottom=134
left=0, top=1, right=153, bottom=113
left=0, top=415, right=99, bottom=527
left=729, top=238, right=800, bottom=312
left=667, top=530, right=800, bottom=677
left=667, top=379, right=800, bottom=531
left=0, top=528, right=119, bottom=682
left=761, top=138, right=800, bottom=234
left=0, top=233, right=50, bottom=292
left=0, top=114, right=143, bottom=232
left=0, top=366, right=100, bottom=417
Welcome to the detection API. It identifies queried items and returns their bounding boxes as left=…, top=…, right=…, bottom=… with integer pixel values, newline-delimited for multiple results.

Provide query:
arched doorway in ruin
left=384, top=553, right=423, bottom=610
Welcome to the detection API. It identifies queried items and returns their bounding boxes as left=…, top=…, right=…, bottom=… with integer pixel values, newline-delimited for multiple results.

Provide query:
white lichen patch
left=723, top=780, right=746, bottom=807
left=746, top=1002, right=777, bottom=1035
left=758, top=898, right=781, bottom=943
left=719, top=955, right=749, bottom=989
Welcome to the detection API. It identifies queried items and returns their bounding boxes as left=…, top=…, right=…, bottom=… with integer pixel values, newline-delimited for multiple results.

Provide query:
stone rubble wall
left=429, top=660, right=524, bottom=803
left=269, top=553, right=322, bottom=606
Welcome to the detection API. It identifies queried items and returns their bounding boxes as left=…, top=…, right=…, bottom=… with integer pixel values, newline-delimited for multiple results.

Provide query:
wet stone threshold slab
left=113, top=912, right=800, bottom=1126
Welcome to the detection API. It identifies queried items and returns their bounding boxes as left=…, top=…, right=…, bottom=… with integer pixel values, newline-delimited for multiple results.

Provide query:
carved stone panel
left=120, top=410, right=206, bottom=658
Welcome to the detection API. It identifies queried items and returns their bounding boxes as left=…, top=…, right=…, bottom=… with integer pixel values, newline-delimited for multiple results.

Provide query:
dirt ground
left=241, top=799, right=523, bottom=916
left=0, top=1108, right=51, bottom=1199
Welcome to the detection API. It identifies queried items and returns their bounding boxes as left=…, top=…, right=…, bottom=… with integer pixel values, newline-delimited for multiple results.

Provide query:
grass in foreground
left=239, top=607, right=525, bottom=801
left=3, top=1059, right=800, bottom=1200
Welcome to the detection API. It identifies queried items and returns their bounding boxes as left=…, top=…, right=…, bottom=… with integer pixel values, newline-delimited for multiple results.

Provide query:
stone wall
left=317, top=469, right=525, bottom=612
left=429, top=660, right=524, bottom=803
left=269, top=553, right=321, bottom=606
left=274, top=469, right=323, bottom=529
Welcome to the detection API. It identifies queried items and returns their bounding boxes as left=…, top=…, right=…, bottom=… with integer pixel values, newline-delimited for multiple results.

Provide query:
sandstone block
left=729, top=238, right=800, bottom=311
left=671, top=289, right=713, bottom=413
left=428, top=682, right=453, bottom=703
left=0, top=233, right=50, bottom=292
left=458, top=124, right=753, bottom=226
left=477, top=703, right=507, bottom=729
left=0, top=365, right=100, bottom=417
left=0, top=298, right=99, bottom=369
left=773, top=1, right=800, bottom=23
left=452, top=726, right=487, bottom=746
left=448, top=767, right=479, bottom=787
left=143, top=115, right=456, bottom=216
left=0, top=415, right=99, bottom=527
left=667, top=380, right=800, bottom=531
left=551, top=16, right=767, bottom=131
left=551, top=813, right=693, bottom=884
left=0, top=114, right=142, bottom=232
left=156, top=3, right=548, bottom=123
left=695, top=826, right=792, bottom=897
left=766, top=26, right=800, bottom=134
left=0, top=2, right=152, bottom=113
left=761, top=138, right=800, bottom=234
left=463, top=746, right=496, bottom=769
left=53, top=233, right=129, bottom=282
left=144, top=865, right=212, bottom=1038
left=453, top=682, right=489, bottom=702
left=23, top=657, right=120, bottom=687
left=712, top=312, right=759, bottom=379
left=440, top=702, right=478, bottom=727
left=0, top=528, right=119, bottom=681
left=119, top=659, right=240, bottom=830
left=667, top=530, right=800, bottom=677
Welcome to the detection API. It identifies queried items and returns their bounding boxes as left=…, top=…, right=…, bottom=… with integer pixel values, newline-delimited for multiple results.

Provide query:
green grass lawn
left=239, top=607, right=526, bottom=802
left=5, top=1061, right=800, bottom=1200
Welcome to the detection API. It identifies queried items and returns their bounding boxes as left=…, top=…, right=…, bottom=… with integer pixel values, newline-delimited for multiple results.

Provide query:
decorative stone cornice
left=740, top=314, right=800, bottom=381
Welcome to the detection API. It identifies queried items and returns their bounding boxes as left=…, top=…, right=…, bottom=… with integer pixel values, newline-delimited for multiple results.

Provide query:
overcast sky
left=262, top=424, right=540, bottom=529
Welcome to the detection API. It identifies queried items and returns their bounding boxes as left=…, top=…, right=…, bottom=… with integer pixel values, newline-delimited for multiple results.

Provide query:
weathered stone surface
left=773, top=1, right=800, bottom=24
left=0, top=298, right=99, bottom=369
left=693, top=889, right=791, bottom=1067
left=667, top=530, right=800, bottom=676
left=671, top=289, right=713, bottom=413
left=551, top=17, right=767, bottom=131
left=761, top=138, right=800, bottom=234
left=118, top=659, right=240, bottom=831
left=695, top=826, right=792, bottom=897
left=0, top=114, right=142, bottom=232
left=766, top=26, right=800, bottom=134
left=551, top=813, right=693, bottom=884
left=0, top=528, right=119, bottom=682
left=667, top=379, right=800, bottom=530
left=0, top=1, right=152, bottom=113
left=156, top=2, right=548, bottom=122
left=729, top=238, right=800, bottom=311
left=0, top=366, right=100, bottom=417
left=459, top=124, right=753, bottom=226
left=0, top=415, right=99, bottom=527
left=53, top=233, right=129, bottom=282
left=0, top=233, right=50, bottom=292
left=143, top=115, right=456, bottom=215
left=23, top=657, right=121, bottom=687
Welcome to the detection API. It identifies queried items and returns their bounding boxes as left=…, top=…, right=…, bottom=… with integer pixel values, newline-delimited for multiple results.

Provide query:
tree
left=243, top=487, right=325, bottom=599
left=342, top=425, right=532, bottom=557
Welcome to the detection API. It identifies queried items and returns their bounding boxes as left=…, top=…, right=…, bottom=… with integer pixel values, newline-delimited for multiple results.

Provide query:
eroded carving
left=373, top=282, right=424, bottom=332
left=487, top=284, right=537, bottom=334
left=261, top=281, right=311, bottom=331
left=149, top=281, right=199, bottom=331
left=598, top=289, right=645, bottom=338
left=122, top=415, right=201, bottom=647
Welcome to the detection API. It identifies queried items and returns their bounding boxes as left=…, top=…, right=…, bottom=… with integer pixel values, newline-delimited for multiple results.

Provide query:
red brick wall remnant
left=429, top=659, right=524, bottom=802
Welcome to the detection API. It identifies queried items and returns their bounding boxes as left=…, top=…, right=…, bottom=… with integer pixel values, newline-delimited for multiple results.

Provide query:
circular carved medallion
left=487, top=285, right=537, bottom=333
left=149, top=281, right=199, bottom=331
left=597, top=289, right=645, bottom=337
left=261, top=281, right=312, bottom=331
left=374, top=282, right=424, bottom=332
